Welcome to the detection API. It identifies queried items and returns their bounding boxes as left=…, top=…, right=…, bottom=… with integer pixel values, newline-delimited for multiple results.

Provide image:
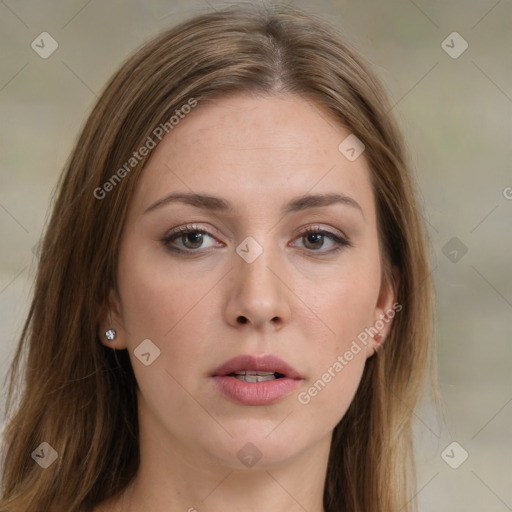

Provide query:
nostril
left=237, top=316, right=248, bottom=324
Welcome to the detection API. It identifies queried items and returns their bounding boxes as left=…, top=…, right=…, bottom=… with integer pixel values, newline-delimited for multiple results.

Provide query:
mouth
left=211, top=354, right=302, bottom=405
left=228, top=370, right=287, bottom=382
left=211, top=353, right=302, bottom=380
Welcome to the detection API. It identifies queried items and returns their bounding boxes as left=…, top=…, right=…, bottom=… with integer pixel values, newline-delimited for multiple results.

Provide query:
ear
left=366, top=266, right=400, bottom=358
left=98, top=288, right=128, bottom=350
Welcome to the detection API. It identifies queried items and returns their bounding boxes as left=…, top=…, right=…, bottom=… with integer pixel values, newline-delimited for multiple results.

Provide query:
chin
left=196, top=421, right=318, bottom=470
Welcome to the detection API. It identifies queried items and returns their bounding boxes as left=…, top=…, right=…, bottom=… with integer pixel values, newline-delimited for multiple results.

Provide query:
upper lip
left=211, top=354, right=302, bottom=379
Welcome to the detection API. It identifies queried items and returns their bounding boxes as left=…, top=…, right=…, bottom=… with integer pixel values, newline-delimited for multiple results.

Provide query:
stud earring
left=105, top=328, right=116, bottom=341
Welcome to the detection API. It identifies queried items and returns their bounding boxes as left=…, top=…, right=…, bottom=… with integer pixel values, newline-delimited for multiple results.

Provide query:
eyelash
left=161, top=224, right=350, bottom=255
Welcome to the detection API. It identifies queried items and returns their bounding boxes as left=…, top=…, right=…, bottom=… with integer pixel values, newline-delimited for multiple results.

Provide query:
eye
left=161, top=224, right=221, bottom=253
left=161, top=224, right=350, bottom=255
left=291, top=226, right=349, bottom=253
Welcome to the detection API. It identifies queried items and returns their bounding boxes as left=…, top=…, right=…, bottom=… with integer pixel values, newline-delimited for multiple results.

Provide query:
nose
left=224, top=244, right=292, bottom=332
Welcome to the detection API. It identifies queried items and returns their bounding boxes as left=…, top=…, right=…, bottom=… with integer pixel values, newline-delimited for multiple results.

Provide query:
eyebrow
left=144, top=191, right=364, bottom=217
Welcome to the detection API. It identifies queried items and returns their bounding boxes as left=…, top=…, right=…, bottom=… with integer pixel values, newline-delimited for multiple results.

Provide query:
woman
left=0, top=3, right=436, bottom=511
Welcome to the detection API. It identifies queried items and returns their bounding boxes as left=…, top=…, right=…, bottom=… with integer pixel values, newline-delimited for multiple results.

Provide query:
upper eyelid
left=163, top=224, right=348, bottom=249
left=166, top=224, right=221, bottom=238
left=162, top=224, right=222, bottom=246
left=164, top=223, right=345, bottom=239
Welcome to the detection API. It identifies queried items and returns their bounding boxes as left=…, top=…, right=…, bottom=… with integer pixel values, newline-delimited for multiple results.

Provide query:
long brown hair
left=0, top=3, right=436, bottom=511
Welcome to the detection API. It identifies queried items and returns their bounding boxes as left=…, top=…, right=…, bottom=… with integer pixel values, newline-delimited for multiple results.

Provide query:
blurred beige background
left=1, top=0, right=511, bottom=510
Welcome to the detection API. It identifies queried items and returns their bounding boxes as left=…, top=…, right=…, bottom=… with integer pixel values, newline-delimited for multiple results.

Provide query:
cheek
left=333, top=278, right=379, bottom=352
left=116, top=244, right=215, bottom=422
left=116, top=240, right=220, bottom=390
left=117, top=240, right=203, bottom=343
left=298, top=349, right=366, bottom=423
left=289, top=260, right=380, bottom=427
left=300, top=254, right=382, bottom=355
left=294, top=284, right=376, bottom=434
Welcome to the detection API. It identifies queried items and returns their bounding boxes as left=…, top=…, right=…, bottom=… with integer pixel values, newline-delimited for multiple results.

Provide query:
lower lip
left=212, top=375, right=301, bottom=405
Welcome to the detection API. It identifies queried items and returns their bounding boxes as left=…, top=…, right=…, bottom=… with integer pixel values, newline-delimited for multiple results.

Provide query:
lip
left=211, top=354, right=303, bottom=406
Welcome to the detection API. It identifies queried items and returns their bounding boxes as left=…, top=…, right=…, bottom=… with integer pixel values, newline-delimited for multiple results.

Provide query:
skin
left=97, top=93, right=396, bottom=512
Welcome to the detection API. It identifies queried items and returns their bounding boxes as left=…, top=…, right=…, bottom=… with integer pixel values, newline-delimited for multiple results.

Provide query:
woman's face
left=104, top=93, right=396, bottom=469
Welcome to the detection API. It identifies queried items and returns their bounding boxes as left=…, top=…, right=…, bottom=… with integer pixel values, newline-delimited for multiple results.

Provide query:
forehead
left=132, top=93, right=375, bottom=220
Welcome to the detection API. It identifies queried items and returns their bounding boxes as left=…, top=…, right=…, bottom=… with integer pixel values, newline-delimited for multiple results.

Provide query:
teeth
left=230, top=370, right=284, bottom=382
left=233, top=374, right=277, bottom=382
left=234, top=370, right=276, bottom=376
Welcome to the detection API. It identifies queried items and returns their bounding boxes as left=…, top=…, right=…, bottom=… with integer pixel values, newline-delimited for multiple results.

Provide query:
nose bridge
left=236, top=238, right=281, bottom=302
left=226, top=235, right=291, bottom=329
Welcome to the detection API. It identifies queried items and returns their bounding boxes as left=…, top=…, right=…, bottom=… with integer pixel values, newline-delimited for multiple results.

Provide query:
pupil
left=185, top=233, right=202, bottom=248
left=306, top=233, right=322, bottom=249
